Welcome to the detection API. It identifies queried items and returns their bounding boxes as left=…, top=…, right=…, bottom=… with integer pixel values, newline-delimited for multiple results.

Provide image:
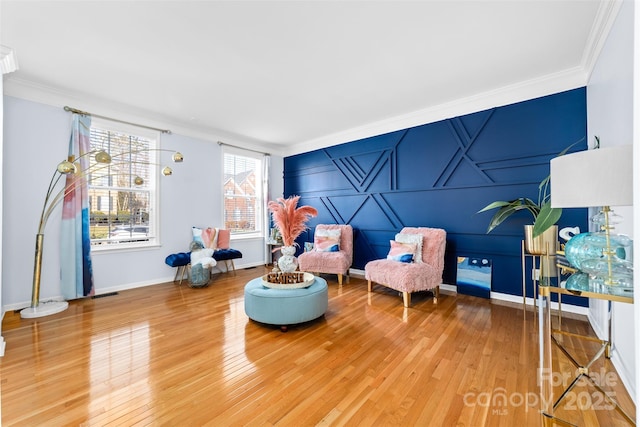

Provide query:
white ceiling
left=1, top=1, right=619, bottom=156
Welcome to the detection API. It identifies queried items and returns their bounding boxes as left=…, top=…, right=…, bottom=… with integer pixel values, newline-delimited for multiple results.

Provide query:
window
left=223, top=147, right=264, bottom=237
left=88, top=118, right=160, bottom=248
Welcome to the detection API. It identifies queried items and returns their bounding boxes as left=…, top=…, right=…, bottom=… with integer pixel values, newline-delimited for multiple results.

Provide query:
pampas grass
left=268, top=196, right=318, bottom=246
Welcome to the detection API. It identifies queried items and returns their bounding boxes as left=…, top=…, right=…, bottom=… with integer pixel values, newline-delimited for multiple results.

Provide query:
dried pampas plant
left=268, top=196, right=318, bottom=246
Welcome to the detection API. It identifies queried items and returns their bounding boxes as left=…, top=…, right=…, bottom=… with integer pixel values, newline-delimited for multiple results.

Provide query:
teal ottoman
left=244, top=276, right=328, bottom=331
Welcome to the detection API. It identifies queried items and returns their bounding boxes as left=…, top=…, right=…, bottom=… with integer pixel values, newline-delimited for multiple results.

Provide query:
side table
left=538, top=277, right=635, bottom=425
left=266, top=239, right=282, bottom=267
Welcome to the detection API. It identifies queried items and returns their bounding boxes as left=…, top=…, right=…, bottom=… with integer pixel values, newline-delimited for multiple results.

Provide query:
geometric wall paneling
left=284, top=88, right=589, bottom=303
left=432, top=110, right=496, bottom=188
left=331, top=194, right=400, bottom=231
left=307, top=195, right=370, bottom=226
left=351, top=230, right=379, bottom=269
left=328, top=149, right=395, bottom=193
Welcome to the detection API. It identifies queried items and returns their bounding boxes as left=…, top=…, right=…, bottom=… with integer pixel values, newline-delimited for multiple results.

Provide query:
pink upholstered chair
left=298, top=224, right=353, bottom=285
left=365, top=227, right=446, bottom=307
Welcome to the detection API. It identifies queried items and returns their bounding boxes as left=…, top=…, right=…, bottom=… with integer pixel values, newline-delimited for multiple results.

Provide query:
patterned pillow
left=192, top=226, right=218, bottom=250
left=386, top=240, right=416, bottom=263
left=395, top=233, right=423, bottom=263
left=314, top=228, right=341, bottom=252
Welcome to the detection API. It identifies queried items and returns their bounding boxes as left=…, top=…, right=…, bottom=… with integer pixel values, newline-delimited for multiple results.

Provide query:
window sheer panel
left=222, top=147, right=264, bottom=238
left=89, top=118, right=160, bottom=248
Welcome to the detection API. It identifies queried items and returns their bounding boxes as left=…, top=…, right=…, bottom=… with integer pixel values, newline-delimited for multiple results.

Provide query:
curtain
left=263, top=154, right=271, bottom=265
left=60, top=114, right=94, bottom=299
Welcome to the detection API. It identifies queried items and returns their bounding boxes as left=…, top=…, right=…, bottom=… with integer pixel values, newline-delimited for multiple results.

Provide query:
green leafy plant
left=477, top=141, right=582, bottom=238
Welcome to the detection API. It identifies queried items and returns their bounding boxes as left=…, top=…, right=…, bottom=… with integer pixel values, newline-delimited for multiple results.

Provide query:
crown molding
left=287, top=2, right=622, bottom=157
left=581, top=0, right=624, bottom=82
left=287, top=66, right=589, bottom=157
left=4, top=66, right=587, bottom=160
left=0, top=45, right=19, bottom=74
left=3, top=76, right=287, bottom=156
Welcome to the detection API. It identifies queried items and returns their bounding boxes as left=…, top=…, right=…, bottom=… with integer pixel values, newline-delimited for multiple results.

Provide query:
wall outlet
left=532, top=268, right=540, bottom=281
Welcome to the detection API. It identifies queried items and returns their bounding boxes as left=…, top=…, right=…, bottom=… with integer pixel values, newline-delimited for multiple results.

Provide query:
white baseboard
left=610, top=351, right=637, bottom=405
left=588, top=310, right=637, bottom=406
left=3, top=267, right=589, bottom=316
left=3, top=295, right=67, bottom=313
left=3, top=262, right=267, bottom=313
left=349, top=268, right=588, bottom=315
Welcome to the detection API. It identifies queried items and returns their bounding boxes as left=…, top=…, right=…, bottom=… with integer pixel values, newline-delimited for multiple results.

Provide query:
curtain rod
left=63, top=106, right=172, bottom=134
left=217, top=141, right=270, bottom=156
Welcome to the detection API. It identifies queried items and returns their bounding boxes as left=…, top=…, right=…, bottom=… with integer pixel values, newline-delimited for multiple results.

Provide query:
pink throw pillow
left=217, top=229, right=230, bottom=250
left=201, top=227, right=218, bottom=249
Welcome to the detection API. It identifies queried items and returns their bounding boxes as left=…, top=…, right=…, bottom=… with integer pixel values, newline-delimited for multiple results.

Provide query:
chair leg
left=402, top=292, right=411, bottom=308
left=367, top=280, right=372, bottom=292
left=218, top=259, right=237, bottom=275
left=337, top=274, right=343, bottom=286
left=178, top=265, right=189, bottom=284
left=434, top=286, right=440, bottom=300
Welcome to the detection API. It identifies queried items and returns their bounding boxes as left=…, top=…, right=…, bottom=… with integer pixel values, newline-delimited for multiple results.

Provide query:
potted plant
left=477, top=142, right=581, bottom=255
left=478, top=178, right=559, bottom=255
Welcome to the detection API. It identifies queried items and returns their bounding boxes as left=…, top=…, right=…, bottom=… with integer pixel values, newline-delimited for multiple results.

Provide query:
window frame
left=222, top=146, right=265, bottom=240
left=89, top=118, right=161, bottom=251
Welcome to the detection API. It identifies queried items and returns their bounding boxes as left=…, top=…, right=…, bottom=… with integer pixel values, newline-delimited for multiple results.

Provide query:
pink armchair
left=365, top=227, right=446, bottom=307
left=298, top=224, right=353, bottom=285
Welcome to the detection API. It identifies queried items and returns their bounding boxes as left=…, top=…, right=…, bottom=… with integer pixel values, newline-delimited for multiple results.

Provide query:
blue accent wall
left=284, top=88, right=589, bottom=302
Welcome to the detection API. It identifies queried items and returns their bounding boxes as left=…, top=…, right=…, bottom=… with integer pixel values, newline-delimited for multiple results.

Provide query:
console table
left=538, top=277, right=635, bottom=425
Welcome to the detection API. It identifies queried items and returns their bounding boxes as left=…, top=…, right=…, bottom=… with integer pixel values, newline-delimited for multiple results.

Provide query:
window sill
left=231, top=233, right=265, bottom=242
left=91, top=242, right=161, bottom=254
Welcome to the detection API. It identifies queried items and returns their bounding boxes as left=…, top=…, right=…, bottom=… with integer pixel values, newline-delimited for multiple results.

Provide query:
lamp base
left=20, top=301, right=69, bottom=319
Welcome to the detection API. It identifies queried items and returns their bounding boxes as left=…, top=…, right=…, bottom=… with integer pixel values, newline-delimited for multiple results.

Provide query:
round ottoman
left=244, top=276, right=328, bottom=331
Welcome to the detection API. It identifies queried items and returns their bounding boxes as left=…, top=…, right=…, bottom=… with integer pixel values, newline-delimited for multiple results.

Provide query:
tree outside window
left=88, top=119, right=159, bottom=247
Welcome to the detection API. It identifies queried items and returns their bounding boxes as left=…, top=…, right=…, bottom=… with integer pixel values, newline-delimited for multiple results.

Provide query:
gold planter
left=525, top=225, right=558, bottom=278
left=524, top=225, right=557, bottom=255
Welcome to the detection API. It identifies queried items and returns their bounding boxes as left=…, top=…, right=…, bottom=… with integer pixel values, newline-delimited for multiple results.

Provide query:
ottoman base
left=244, top=276, right=328, bottom=331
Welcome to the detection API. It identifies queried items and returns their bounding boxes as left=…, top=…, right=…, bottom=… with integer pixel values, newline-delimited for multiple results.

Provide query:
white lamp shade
left=550, top=145, right=633, bottom=208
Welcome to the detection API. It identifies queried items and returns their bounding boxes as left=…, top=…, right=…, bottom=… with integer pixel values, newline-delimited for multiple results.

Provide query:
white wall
left=634, top=0, right=640, bottom=418
left=0, top=53, right=9, bottom=357
left=2, top=95, right=281, bottom=309
left=586, top=0, right=636, bottom=403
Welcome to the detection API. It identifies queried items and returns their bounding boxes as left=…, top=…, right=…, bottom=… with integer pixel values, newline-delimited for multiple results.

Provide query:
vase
left=564, top=232, right=629, bottom=271
left=278, top=245, right=299, bottom=273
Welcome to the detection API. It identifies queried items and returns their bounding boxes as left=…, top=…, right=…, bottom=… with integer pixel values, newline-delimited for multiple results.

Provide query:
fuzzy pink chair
left=365, top=227, right=446, bottom=307
left=298, top=224, right=353, bottom=285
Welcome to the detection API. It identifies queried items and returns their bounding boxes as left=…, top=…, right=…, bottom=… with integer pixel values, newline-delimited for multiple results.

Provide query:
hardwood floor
left=1, top=266, right=635, bottom=426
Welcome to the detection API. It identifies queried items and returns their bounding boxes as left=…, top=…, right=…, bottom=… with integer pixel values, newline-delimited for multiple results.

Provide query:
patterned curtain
left=263, top=154, right=271, bottom=265
left=60, top=114, right=94, bottom=299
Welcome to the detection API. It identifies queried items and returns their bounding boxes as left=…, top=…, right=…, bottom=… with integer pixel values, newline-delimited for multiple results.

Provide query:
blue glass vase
left=564, top=232, right=629, bottom=270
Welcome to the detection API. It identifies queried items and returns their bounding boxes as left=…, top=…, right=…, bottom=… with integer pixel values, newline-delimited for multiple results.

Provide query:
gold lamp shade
left=94, top=150, right=112, bottom=164
left=172, top=152, right=184, bottom=162
left=162, top=166, right=173, bottom=176
left=56, top=160, right=77, bottom=174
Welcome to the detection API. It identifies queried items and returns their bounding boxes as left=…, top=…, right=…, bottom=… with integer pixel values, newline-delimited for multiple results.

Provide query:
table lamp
left=550, top=145, right=633, bottom=295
